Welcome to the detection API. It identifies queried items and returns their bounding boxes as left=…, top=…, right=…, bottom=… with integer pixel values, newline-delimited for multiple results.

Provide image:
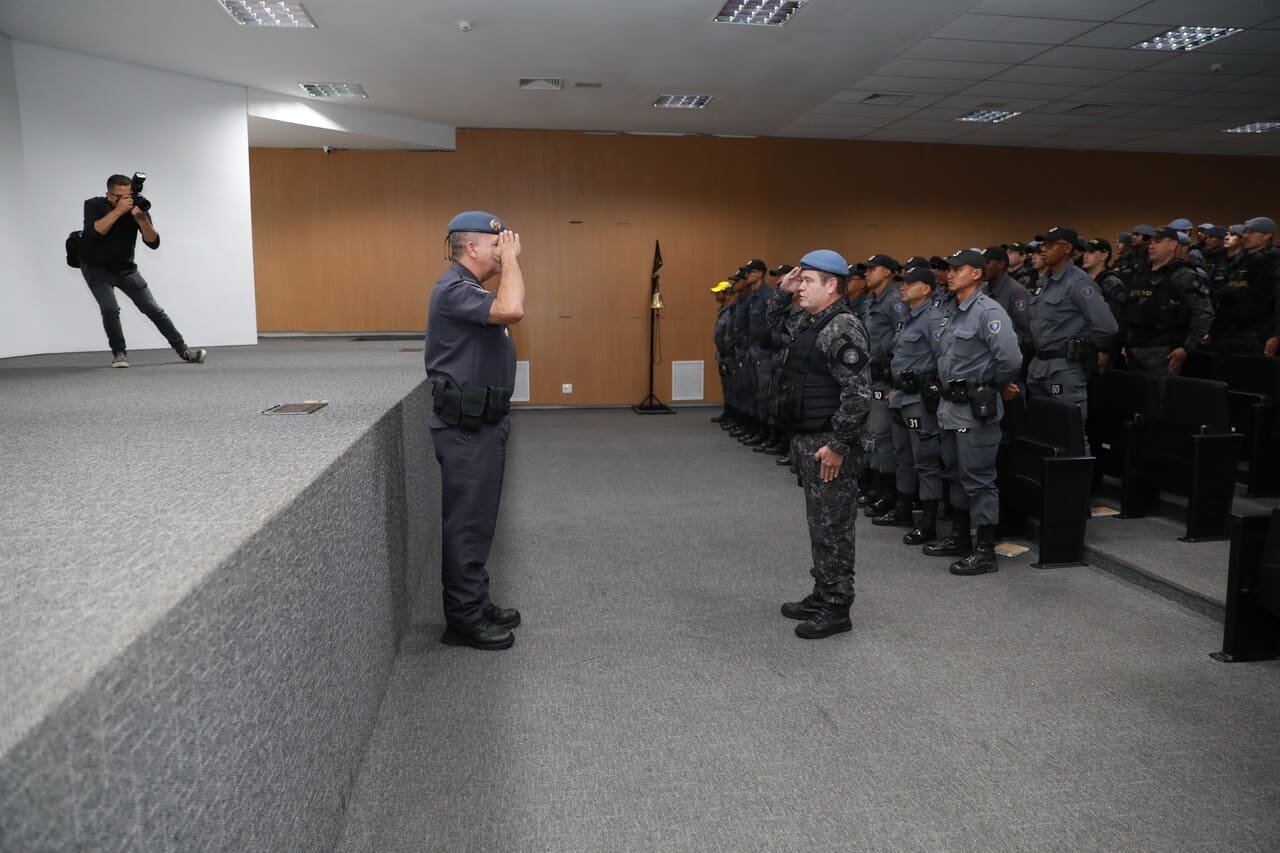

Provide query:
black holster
left=967, top=385, right=998, bottom=420
left=431, top=378, right=510, bottom=432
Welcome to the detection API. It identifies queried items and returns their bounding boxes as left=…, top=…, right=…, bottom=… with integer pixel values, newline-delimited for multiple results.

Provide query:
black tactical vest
left=1218, top=247, right=1278, bottom=329
left=775, top=305, right=849, bottom=433
left=1125, top=260, right=1192, bottom=346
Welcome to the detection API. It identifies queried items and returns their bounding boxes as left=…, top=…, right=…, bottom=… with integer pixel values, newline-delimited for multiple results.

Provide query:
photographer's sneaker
left=180, top=348, right=207, bottom=364
left=110, top=352, right=129, bottom=368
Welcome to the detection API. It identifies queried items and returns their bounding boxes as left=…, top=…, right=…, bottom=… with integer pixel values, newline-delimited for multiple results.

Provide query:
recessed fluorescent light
left=299, top=82, right=367, bottom=98
left=518, top=78, right=563, bottom=91
left=714, top=0, right=807, bottom=26
left=654, top=95, right=713, bottom=109
left=956, top=110, right=1021, bottom=124
left=1131, top=26, right=1241, bottom=51
left=219, top=1, right=316, bottom=27
left=1223, top=121, right=1280, bottom=134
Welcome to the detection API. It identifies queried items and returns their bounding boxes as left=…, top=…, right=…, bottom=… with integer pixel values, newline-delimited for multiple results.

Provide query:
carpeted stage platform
left=3, top=340, right=1280, bottom=852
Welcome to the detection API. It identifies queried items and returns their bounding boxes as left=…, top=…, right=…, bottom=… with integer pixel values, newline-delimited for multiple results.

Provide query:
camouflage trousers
left=791, top=431, right=858, bottom=607
left=1126, top=345, right=1177, bottom=388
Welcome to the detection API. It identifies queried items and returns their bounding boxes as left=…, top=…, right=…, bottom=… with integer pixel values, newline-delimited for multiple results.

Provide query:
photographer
left=79, top=174, right=206, bottom=367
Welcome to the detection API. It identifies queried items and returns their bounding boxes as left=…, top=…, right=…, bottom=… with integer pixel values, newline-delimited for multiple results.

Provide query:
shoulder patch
left=893, top=301, right=907, bottom=314
left=1080, top=285, right=1095, bottom=298
left=1014, top=299, right=1026, bottom=311
left=933, top=330, right=942, bottom=340
left=987, top=319, right=1002, bottom=335
left=836, top=339, right=868, bottom=371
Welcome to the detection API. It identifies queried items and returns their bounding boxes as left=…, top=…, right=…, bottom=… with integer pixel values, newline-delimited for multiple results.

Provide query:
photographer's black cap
left=983, top=245, right=1008, bottom=263
left=865, top=254, right=902, bottom=272
left=768, top=263, right=794, bottom=276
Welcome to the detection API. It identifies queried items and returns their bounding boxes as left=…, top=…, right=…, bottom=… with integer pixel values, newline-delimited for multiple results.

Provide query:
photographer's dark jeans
left=81, top=265, right=186, bottom=356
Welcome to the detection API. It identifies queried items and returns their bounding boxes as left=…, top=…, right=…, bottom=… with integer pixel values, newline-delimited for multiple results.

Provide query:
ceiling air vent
left=861, top=93, right=911, bottom=106
left=519, top=78, right=564, bottom=91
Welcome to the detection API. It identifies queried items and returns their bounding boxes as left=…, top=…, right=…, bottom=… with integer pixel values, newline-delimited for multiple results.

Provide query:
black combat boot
left=776, top=453, right=792, bottom=466
left=950, top=525, right=999, bottom=575
left=866, top=472, right=896, bottom=517
left=795, top=602, right=853, bottom=639
left=780, top=591, right=823, bottom=620
left=857, top=468, right=877, bottom=507
left=741, top=426, right=768, bottom=447
left=903, top=500, right=939, bottom=546
left=483, top=603, right=521, bottom=629
left=923, top=510, right=971, bottom=557
left=872, top=493, right=915, bottom=527
left=441, top=618, right=515, bottom=650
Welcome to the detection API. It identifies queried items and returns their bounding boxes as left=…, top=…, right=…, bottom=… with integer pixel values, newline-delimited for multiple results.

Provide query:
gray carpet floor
left=337, top=410, right=1280, bottom=852
left=0, top=340, right=423, bottom=754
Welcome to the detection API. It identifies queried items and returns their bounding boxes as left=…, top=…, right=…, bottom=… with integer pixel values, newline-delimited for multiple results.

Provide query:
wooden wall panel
left=250, top=131, right=1280, bottom=406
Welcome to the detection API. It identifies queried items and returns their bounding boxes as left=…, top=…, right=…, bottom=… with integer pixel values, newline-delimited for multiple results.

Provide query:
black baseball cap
left=945, top=248, right=986, bottom=268
left=983, top=245, right=1009, bottom=263
left=1151, top=226, right=1180, bottom=241
left=928, top=255, right=949, bottom=271
left=769, top=263, right=794, bottom=276
left=865, top=254, right=902, bottom=272
left=1132, top=224, right=1157, bottom=238
left=1085, top=237, right=1111, bottom=254
left=728, top=269, right=745, bottom=281
left=904, top=255, right=930, bottom=269
left=903, top=267, right=936, bottom=285
left=741, top=258, right=767, bottom=274
left=848, top=263, right=868, bottom=278
left=1006, top=242, right=1029, bottom=253
left=1042, top=226, right=1079, bottom=246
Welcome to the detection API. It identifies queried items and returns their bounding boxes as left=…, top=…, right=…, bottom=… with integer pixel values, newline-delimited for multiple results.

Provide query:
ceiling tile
left=935, top=94, right=1053, bottom=111
left=1071, top=85, right=1176, bottom=104
left=1129, top=103, right=1243, bottom=121
left=1214, top=29, right=1280, bottom=55
left=848, top=75, right=973, bottom=95
left=962, top=80, right=1091, bottom=100
left=967, top=0, right=1149, bottom=21
left=1107, top=70, right=1244, bottom=91
left=1225, top=75, right=1280, bottom=93
left=1146, top=51, right=1280, bottom=75
left=1173, top=90, right=1280, bottom=109
left=788, top=115, right=891, bottom=130
left=1036, top=101, right=1128, bottom=116
left=900, top=38, right=1049, bottom=64
left=990, top=65, right=1126, bottom=86
left=1117, top=0, right=1280, bottom=28
left=827, top=90, right=947, bottom=109
left=997, top=111, right=1106, bottom=127
left=1028, top=45, right=1172, bottom=70
left=873, top=58, right=1013, bottom=80
left=1066, top=22, right=1169, bottom=48
left=932, top=14, right=1100, bottom=44
left=809, top=100, right=929, bottom=119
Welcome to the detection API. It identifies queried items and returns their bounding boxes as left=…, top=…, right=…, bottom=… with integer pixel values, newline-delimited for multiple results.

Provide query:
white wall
left=2, top=40, right=257, bottom=359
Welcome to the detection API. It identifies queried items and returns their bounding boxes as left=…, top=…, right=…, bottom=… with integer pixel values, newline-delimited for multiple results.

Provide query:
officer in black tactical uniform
left=774, top=250, right=872, bottom=640
left=876, top=265, right=944, bottom=540
left=1026, top=226, right=1118, bottom=423
left=764, top=263, right=803, bottom=466
left=1210, top=216, right=1280, bottom=356
left=859, top=254, right=905, bottom=517
left=724, top=268, right=752, bottom=437
left=1122, top=227, right=1214, bottom=384
left=424, top=211, right=524, bottom=650
left=1006, top=242, right=1037, bottom=290
left=925, top=249, right=1022, bottom=576
left=711, top=280, right=734, bottom=423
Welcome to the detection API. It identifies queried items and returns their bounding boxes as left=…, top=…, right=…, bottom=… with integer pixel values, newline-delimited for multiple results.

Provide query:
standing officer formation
left=424, top=211, right=524, bottom=651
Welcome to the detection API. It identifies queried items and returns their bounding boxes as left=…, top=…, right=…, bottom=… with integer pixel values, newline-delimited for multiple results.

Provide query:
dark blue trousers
left=430, top=417, right=510, bottom=625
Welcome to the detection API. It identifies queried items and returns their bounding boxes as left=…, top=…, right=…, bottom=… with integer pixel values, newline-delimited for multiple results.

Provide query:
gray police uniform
left=1026, top=262, right=1117, bottom=420
left=864, top=284, right=906, bottom=474
left=424, top=260, right=516, bottom=627
left=777, top=301, right=871, bottom=607
left=889, top=300, right=944, bottom=502
left=936, top=291, right=1022, bottom=528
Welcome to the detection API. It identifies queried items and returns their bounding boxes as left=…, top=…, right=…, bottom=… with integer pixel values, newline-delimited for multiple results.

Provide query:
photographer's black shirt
left=80, top=197, right=159, bottom=273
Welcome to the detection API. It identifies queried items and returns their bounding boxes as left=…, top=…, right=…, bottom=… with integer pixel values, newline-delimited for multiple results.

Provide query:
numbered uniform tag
left=873, top=389, right=885, bottom=401
left=956, top=427, right=969, bottom=434
left=907, top=416, right=921, bottom=429
left=1049, top=383, right=1063, bottom=395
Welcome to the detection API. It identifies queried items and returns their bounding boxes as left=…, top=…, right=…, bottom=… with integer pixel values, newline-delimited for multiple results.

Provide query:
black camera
left=130, top=172, right=151, bottom=211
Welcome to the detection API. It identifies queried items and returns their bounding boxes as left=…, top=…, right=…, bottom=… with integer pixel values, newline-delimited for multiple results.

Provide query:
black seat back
left=1221, top=356, right=1280, bottom=400
left=1023, top=395, right=1086, bottom=457
left=1181, top=350, right=1221, bottom=381
left=1160, top=376, right=1230, bottom=432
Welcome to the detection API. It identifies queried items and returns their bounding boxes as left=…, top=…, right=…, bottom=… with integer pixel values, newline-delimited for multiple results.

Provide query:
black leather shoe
left=795, top=604, right=852, bottom=639
left=872, top=495, right=914, bottom=527
left=950, top=526, right=999, bottom=575
left=781, top=592, right=823, bottom=620
left=776, top=454, right=792, bottom=466
left=710, top=414, right=725, bottom=423
left=865, top=496, right=895, bottom=517
left=483, top=603, right=521, bottom=629
left=857, top=490, right=878, bottom=508
left=923, top=534, right=972, bottom=557
left=903, top=525, right=937, bottom=546
left=441, top=619, right=514, bottom=650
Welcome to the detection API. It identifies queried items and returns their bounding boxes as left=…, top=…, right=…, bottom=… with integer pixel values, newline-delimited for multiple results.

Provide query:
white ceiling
left=2, top=0, right=1279, bottom=155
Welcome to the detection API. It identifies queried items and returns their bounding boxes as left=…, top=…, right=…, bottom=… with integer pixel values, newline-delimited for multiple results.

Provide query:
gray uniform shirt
left=986, top=272, right=1033, bottom=358
left=423, top=261, right=517, bottom=429
left=889, top=300, right=942, bottom=408
left=936, top=290, right=1023, bottom=429
left=1028, top=261, right=1118, bottom=379
left=865, top=284, right=907, bottom=364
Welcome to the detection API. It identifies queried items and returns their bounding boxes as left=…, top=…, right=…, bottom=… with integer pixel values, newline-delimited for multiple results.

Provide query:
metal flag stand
left=633, top=239, right=675, bottom=415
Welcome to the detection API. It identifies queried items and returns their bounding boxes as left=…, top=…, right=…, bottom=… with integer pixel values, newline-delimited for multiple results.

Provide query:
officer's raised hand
left=498, top=229, right=521, bottom=260
left=815, top=445, right=843, bottom=482
left=780, top=265, right=804, bottom=294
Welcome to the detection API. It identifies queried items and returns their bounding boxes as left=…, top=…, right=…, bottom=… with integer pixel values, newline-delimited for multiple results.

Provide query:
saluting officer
left=1025, top=227, right=1118, bottom=422
left=877, top=265, right=945, bottom=543
left=1122, top=227, right=1213, bottom=383
left=425, top=211, right=524, bottom=651
left=860, top=254, right=906, bottom=517
left=774, top=251, right=872, bottom=640
left=925, top=249, right=1022, bottom=576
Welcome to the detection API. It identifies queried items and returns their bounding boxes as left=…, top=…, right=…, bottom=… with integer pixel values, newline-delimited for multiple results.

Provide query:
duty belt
left=429, top=377, right=512, bottom=431
left=1034, top=348, right=1069, bottom=359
